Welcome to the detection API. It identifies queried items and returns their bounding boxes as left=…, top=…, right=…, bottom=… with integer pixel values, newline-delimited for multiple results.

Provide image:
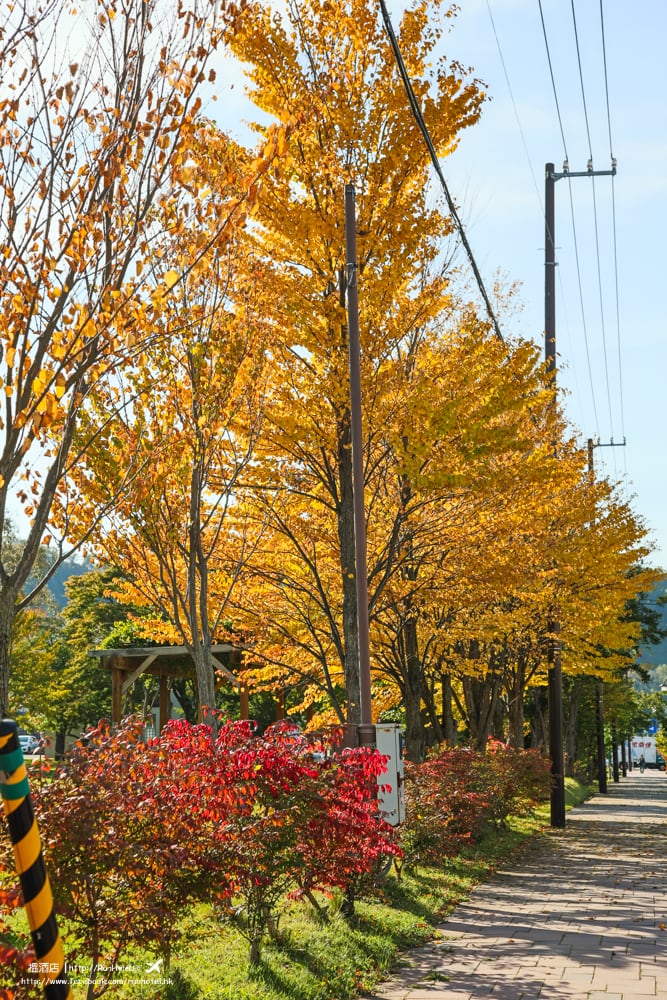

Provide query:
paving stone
left=364, top=771, right=667, bottom=1000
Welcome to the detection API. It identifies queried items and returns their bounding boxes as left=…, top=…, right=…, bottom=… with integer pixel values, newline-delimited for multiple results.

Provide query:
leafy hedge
left=402, top=740, right=551, bottom=864
left=0, top=722, right=549, bottom=998
left=1, top=718, right=400, bottom=996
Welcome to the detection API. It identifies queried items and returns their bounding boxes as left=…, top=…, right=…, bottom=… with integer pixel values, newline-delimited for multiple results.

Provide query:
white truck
left=630, top=736, right=666, bottom=771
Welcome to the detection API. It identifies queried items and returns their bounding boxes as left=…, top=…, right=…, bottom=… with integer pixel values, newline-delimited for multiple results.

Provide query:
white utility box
left=374, top=723, right=405, bottom=826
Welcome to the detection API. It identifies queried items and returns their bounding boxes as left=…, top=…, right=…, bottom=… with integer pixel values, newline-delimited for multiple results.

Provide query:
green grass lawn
left=51, top=777, right=591, bottom=1000
left=107, top=868, right=486, bottom=1000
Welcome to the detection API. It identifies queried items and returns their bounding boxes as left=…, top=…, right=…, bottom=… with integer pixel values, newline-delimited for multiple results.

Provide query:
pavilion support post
left=159, top=675, right=170, bottom=734
left=228, top=647, right=248, bottom=720
left=111, top=663, right=123, bottom=727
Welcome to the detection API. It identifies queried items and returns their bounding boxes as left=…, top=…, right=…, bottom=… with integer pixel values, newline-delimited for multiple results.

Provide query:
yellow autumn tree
left=54, top=0, right=656, bottom=757
left=226, top=0, right=487, bottom=726
left=67, top=209, right=276, bottom=719
left=0, top=0, right=257, bottom=715
left=363, top=322, right=565, bottom=756
left=451, top=481, right=654, bottom=750
left=221, top=0, right=654, bottom=761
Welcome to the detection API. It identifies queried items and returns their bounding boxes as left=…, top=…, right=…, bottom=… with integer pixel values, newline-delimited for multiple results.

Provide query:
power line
left=479, top=3, right=624, bottom=479
left=565, top=178, right=600, bottom=435
left=539, top=0, right=601, bottom=429
left=599, top=0, right=614, bottom=158
left=378, top=0, right=504, bottom=343
left=590, top=173, right=615, bottom=439
left=538, top=0, right=568, bottom=161
left=485, top=1, right=588, bottom=433
left=610, top=177, right=625, bottom=452
left=599, top=0, right=626, bottom=467
left=485, top=0, right=542, bottom=210
left=570, top=0, right=615, bottom=441
left=570, top=0, right=593, bottom=156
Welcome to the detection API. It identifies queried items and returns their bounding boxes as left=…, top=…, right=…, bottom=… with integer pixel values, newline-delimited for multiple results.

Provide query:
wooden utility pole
left=545, top=162, right=566, bottom=828
left=544, top=158, right=616, bottom=828
left=588, top=435, right=625, bottom=793
left=344, top=184, right=375, bottom=748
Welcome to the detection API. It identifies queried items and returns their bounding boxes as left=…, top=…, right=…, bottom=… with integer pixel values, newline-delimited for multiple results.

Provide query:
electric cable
left=566, top=179, right=600, bottom=436
left=599, top=0, right=614, bottom=156
left=570, top=0, right=593, bottom=154
left=610, top=177, right=625, bottom=474
left=486, top=3, right=623, bottom=480
left=378, top=0, right=504, bottom=342
left=485, top=0, right=542, bottom=210
left=589, top=174, right=615, bottom=443
left=571, top=0, right=616, bottom=448
left=599, top=0, right=626, bottom=473
left=539, top=0, right=600, bottom=430
left=538, top=0, right=568, bottom=161
left=484, top=1, right=588, bottom=430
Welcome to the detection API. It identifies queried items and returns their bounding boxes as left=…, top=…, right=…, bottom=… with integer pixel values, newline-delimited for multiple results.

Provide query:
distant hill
left=47, top=559, right=93, bottom=608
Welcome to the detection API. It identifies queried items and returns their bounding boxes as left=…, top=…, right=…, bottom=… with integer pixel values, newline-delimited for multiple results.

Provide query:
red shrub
left=0, top=871, right=39, bottom=1000
left=29, top=719, right=216, bottom=998
left=6, top=715, right=404, bottom=972
left=149, top=719, right=401, bottom=962
left=402, top=742, right=550, bottom=865
left=290, top=738, right=402, bottom=908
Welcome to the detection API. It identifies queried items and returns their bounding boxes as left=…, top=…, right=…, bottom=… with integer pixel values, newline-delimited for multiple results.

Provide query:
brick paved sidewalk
left=364, top=771, right=667, bottom=1000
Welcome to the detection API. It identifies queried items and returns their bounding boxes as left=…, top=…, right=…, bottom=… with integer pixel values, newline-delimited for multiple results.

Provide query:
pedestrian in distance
left=639, top=753, right=645, bottom=773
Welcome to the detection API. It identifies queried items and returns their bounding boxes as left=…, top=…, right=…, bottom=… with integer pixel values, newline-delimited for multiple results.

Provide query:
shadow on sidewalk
left=365, top=772, right=667, bottom=1000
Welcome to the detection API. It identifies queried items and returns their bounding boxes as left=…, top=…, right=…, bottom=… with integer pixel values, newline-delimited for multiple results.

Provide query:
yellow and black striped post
left=0, top=720, right=72, bottom=1000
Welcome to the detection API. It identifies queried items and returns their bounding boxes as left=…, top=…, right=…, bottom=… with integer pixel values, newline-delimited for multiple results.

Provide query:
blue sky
left=405, top=0, right=666, bottom=570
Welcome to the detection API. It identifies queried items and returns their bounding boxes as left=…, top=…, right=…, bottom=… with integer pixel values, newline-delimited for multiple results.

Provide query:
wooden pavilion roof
left=89, top=644, right=240, bottom=694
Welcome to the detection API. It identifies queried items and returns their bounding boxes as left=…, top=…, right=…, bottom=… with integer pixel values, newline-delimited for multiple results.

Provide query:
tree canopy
left=6, top=0, right=661, bottom=762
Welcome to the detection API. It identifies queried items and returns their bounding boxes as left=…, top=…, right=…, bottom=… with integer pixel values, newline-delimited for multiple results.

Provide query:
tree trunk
left=506, top=656, right=526, bottom=749
left=171, top=678, right=198, bottom=723
left=190, top=638, right=216, bottom=728
left=492, top=697, right=505, bottom=741
left=611, top=717, right=619, bottom=782
left=564, top=676, right=583, bottom=777
left=441, top=672, right=457, bottom=745
left=249, top=935, right=262, bottom=965
left=461, top=668, right=501, bottom=751
left=186, top=448, right=217, bottom=728
left=0, top=585, right=18, bottom=718
left=530, top=687, right=549, bottom=751
left=341, top=885, right=355, bottom=920
left=421, top=676, right=444, bottom=746
left=402, top=617, right=425, bottom=762
left=395, top=470, right=426, bottom=761
left=337, top=409, right=361, bottom=724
